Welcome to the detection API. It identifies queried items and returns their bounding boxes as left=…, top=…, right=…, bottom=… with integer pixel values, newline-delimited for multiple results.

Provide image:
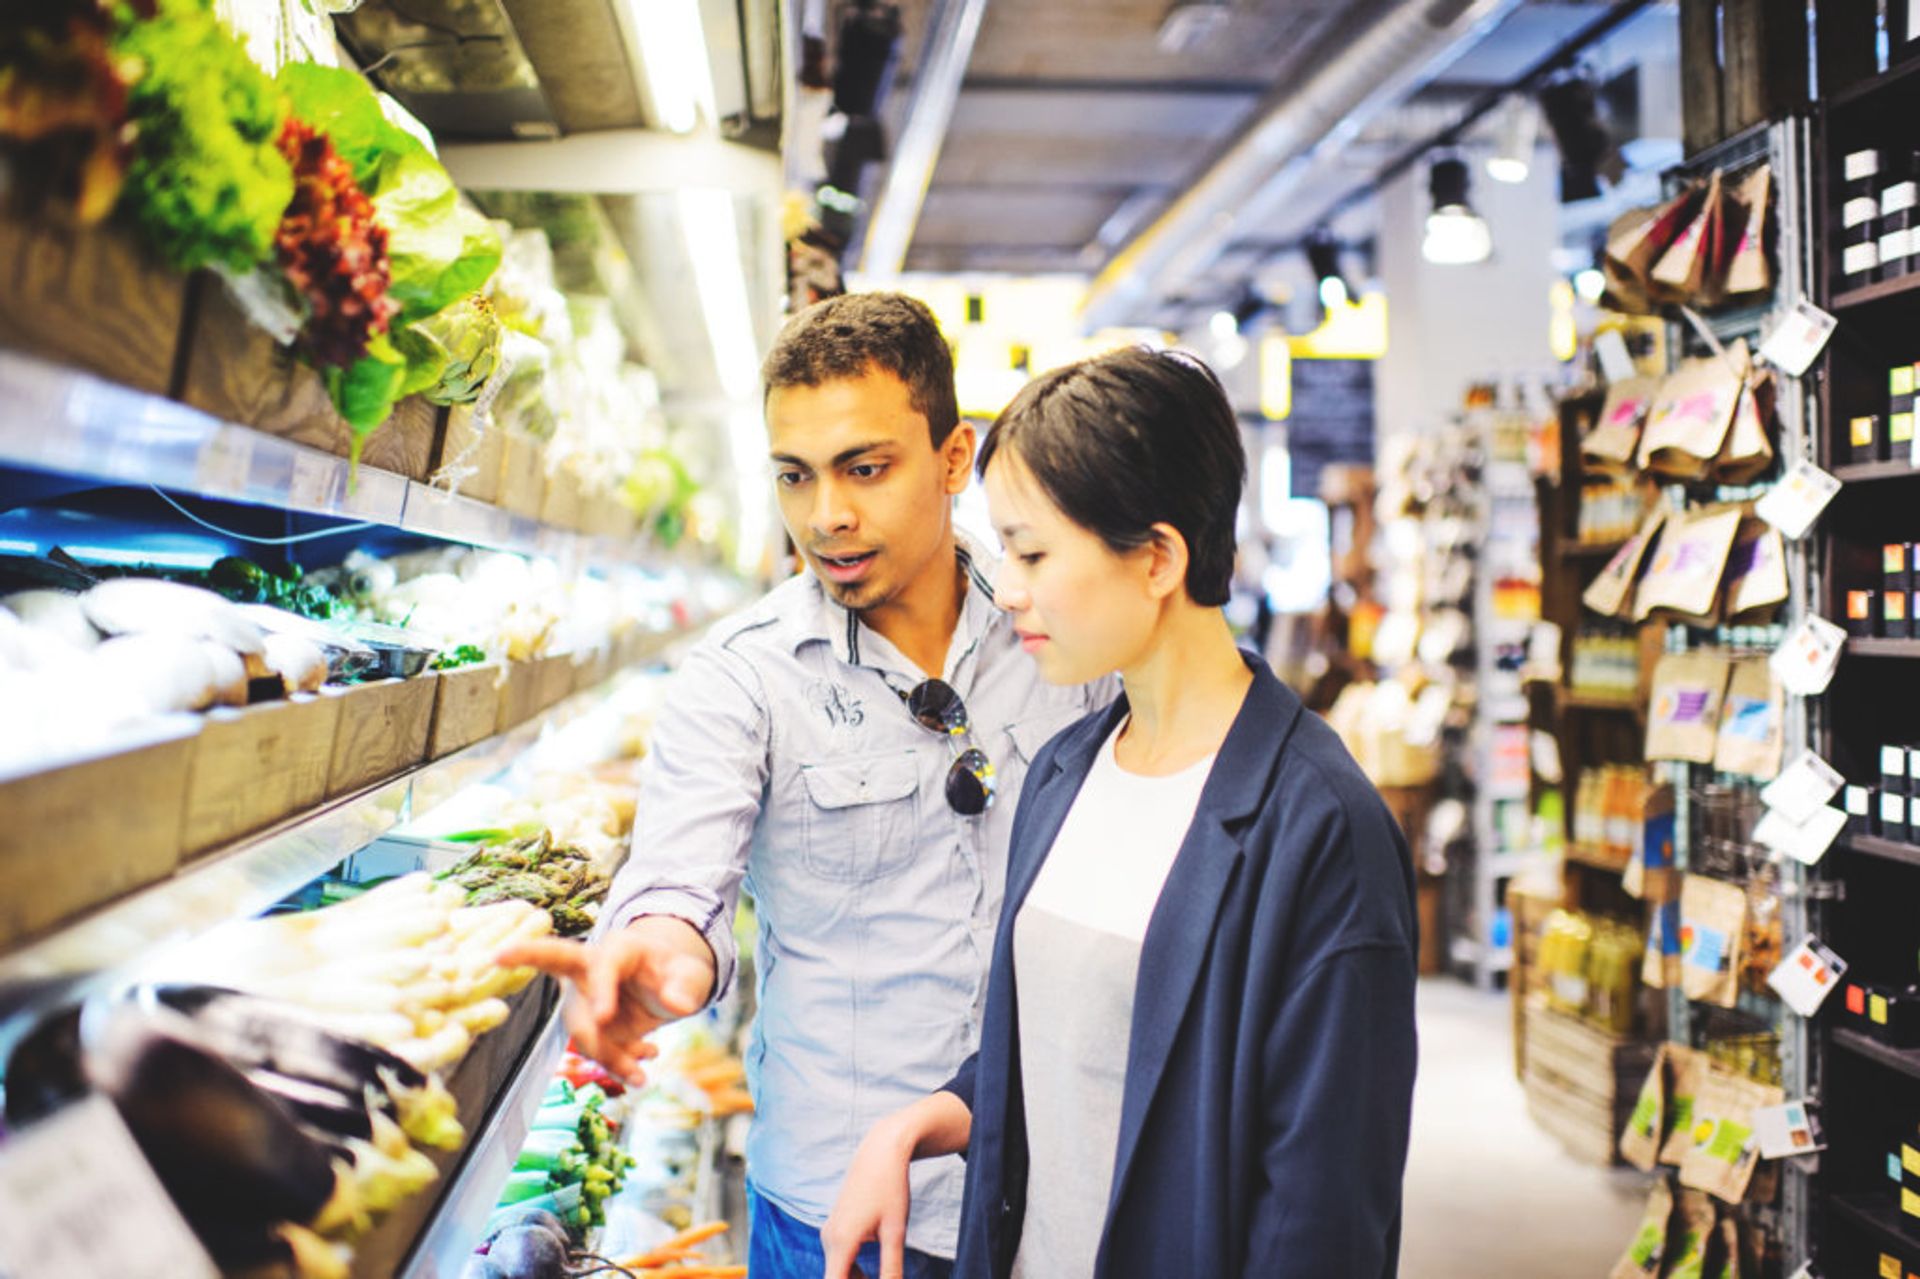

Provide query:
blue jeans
left=747, top=1183, right=955, bottom=1279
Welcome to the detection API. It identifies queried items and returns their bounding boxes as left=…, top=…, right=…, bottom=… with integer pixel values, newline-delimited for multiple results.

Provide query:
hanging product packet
left=1645, top=899, right=1683, bottom=990
left=1608, top=1177, right=1675, bottom=1279
left=1621, top=1043, right=1671, bottom=1171
left=1720, top=518, right=1788, bottom=625
left=1585, top=502, right=1669, bottom=618
left=1679, top=873, right=1748, bottom=1008
left=1679, top=1069, right=1785, bottom=1204
left=1660, top=1046, right=1713, bottom=1165
left=1713, top=657, right=1786, bottom=780
left=1723, top=164, right=1774, bottom=300
left=1647, top=650, right=1734, bottom=764
left=1713, top=370, right=1777, bottom=485
left=1633, top=505, right=1745, bottom=625
left=1610, top=180, right=1710, bottom=289
left=1638, top=344, right=1750, bottom=480
left=1711, top=1212, right=1743, bottom=1279
left=1652, top=169, right=1728, bottom=304
left=1664, top=1188, right=1719, bottom=1279
left=1586, top=375, right=1663, bottom=471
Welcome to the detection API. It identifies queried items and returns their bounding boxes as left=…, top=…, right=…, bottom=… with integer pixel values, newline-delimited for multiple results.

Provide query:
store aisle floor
left=1401, top=977, right=1650, bottom=1277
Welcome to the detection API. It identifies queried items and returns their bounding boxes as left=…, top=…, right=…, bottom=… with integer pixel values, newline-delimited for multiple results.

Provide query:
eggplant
left=81, top=1004, right=342, bottom=1229
left=484, top=1224, right=569, bottom=1279
left=483, top=1207, right=570, bottom=1247
left=245, top=1067, right=377, bottom=1143
left=144, top=984, right=430, bottom=1092
left=3, top=1006, right=87, bottom=1126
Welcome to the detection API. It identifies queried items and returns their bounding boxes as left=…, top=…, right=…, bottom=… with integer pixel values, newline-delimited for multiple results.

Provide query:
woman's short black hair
left=977, top=346, right=1246, bottom=607
left=762, top=292, right=960, bottom=446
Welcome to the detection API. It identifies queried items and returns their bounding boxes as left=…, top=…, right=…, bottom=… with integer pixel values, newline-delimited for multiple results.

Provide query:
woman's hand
left=822, top=1114, right=917, bottom=1279
left=821, top=1091, right=974, bottom=1279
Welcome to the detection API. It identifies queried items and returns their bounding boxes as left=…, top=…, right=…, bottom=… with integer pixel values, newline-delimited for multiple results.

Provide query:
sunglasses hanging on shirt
left=900, top=678, right=996, bottom=816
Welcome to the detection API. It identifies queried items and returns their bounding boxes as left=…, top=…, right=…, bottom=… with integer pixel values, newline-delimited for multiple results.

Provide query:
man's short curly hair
left=761, top=292, right=959, bottom=446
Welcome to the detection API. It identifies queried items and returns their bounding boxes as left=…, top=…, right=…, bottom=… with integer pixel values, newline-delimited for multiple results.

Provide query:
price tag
left=1595, top=330, right=1637, bottom=384
left=288, top=448, right=337, bottom=511
left=192, top=428, right=252, bottom=498
left=1756, top=299, right=1838, bottom=377
left=1753, top=1099, right=1825, bottom=1159
left=1752, top=804, right=1846, bottom=866
left=1770, top=615, right=1846, bottom=697
left=1530, top=729, right=1564, bottom=784
left=1754, top=461, right=1841, bottom=541
left=0, top=1095, right=218, bottom=1279
left=1759, top=751, right=1844, bottom=825
left=1768, top=936, right=1848, bottom=1018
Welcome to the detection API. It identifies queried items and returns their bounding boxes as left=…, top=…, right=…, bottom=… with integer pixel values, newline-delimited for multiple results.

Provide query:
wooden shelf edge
left=1845, top=833, right=1920, bottom=868
left=1833, top=270, right=1920, bottom=312
left=1847, top=638, right=1920, bottom=658
left=1832, top=1027, right=1920, bottom=1083
left=1831, top=1192, right=1920, bottom=1257
left=1835, top=460, right=1920, bottom=484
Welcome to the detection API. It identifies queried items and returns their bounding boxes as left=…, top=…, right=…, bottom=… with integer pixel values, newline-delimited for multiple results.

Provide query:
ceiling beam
left=959, top=74, right=1270, bottom=97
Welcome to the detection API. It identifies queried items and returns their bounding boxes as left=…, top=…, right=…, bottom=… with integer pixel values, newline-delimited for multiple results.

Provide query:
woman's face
left=984, top=451, right=1162, bottom=685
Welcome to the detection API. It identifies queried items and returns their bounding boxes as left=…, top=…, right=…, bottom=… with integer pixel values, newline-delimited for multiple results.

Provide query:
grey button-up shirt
left=604, top=540, right=1115, bottom=1256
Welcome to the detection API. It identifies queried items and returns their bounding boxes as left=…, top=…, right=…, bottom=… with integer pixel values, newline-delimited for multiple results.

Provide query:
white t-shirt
left=1010, top=721, right=1217, bottom=1279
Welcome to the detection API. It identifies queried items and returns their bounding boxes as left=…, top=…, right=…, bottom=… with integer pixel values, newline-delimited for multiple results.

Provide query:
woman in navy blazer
left=823, top=347, right=1419, bottom=1279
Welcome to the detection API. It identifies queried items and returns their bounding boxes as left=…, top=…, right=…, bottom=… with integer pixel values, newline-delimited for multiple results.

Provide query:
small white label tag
left=1770, top=615, right=1846, bottom=697
left=1754, top=461, right=1841, bottom=540
left=1767, top=936, right=1848, bottom=1018
left=1757, top=300, right=1839, bottom=376
left=1759, top=751, right=1845, bottom=825
left=1752, top=805, right=1846, bottom=866
left=1753, top=1099, right=1825, bottom=1159
left=0, top=1096, right=219, bottom=1279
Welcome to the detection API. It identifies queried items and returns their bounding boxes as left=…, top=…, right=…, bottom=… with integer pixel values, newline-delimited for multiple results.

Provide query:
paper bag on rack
left=1584, top=502, right=1668, bottom=617
left=1723, top=164, right=1774, bottom=299
left=1658, top=1046, right=1712, bottom=1164
left=1638, top=345, right=1749, bottom=479
left=1712, top=370, right=1776, bottom=485
left=1610, top=180, right=1710, bottom=288
left=1713, top=656, right=1785, bottom=780
left=1646, top=650, right=1734, bottom=764
left=1633, top=504, right=1745, bottom=624
left=1720, top=518, right=1788, bottom=626
left=1585, top=374, right=1662, bottom=470
left=1652, top=169, right=1726, bottom=302
left=1608, top=1177, right=1674, bottom=1279
left=1620, top=1044, right=1670, bottom=1171
left=1678, top=1068, right=1784, bottom=1204
left=1677, top=873, right=1747, bottom=1007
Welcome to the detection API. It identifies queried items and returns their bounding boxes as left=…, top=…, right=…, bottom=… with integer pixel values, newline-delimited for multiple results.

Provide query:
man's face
left=767, top=369, right=975, bottom=612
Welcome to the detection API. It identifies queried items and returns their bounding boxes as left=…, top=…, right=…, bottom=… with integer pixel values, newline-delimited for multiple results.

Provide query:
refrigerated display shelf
left=0, top=350, right=655, bottom=573
left=0, top=624, right=691, bottom=1062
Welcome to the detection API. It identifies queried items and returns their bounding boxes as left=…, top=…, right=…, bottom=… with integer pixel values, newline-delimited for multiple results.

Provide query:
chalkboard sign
left=1285, top=358, right=1375, bottom=498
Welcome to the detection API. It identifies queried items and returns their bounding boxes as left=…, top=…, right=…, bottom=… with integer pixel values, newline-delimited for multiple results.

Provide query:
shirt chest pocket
left=799, top=754, right=922, bottom=882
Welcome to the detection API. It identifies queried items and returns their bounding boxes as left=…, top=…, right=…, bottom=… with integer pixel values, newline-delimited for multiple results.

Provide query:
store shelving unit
left=1805, top=53, right=1920, bottom=1273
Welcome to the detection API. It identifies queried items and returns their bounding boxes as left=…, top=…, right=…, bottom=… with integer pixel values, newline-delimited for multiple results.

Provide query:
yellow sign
left=1549, top=279, right=1578, bottom=363
left=1288, top=293, right=1388, bottom=360
left=1259, top=332, right=1292, bottom=421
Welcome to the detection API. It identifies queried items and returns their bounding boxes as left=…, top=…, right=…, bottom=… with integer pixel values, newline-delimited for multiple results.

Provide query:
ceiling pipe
left=858, top=0, right=991, bottom=282
left=1079, top=0, right=1526, bottom=330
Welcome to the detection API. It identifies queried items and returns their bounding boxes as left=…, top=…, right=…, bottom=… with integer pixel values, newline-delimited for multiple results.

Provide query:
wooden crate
left=428, top=662, right=505, bottom=760
left=533, top=651, right=575, bottom=712
left=326, top=676, right=437, bottom=797
left=0, top=722, right=199, bottom=947
left=570, top=645, right=613, bottom=697
left=1508, top=887, right=1563, bottom=1078
left=1521, top=996, right=1655, bottom=1166
left=175, top=275, right=443, bottom=481
left=429, top=405, right=505, bottom=504
left=498, top=430, right=547, bottom=518
left=495, top=659, right=544, bottom=734
left=539, top=463, right=585, bottom=531
left=180, top=693, right=343, bottom=857
left=0, top=215, right=187, bottom=395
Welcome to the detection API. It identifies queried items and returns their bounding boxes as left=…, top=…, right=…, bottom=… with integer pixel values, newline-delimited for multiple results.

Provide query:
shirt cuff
left=603, top=887, right=738, bottom=1009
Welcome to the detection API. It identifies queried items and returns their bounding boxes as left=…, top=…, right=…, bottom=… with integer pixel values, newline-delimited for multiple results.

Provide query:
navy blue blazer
left=942, top=655, right=1418, bottom=1279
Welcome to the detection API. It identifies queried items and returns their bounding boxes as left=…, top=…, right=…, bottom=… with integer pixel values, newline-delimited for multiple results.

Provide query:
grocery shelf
left=1831, top=271, right=1920, bottom=312
left=0, top=350, right=655, bottom=574
left=1830, top=1191, right=1920, bottom=1257
left=401, top=1002, right=569, bottom=1279
left=1833, top=459, right=1920, bottom=484
left=0, top=626, right=693, bottom=1062
left=1831, top=1027, right=1920, bottom=1084
left=1558, top=690, right=1642, bottom=715
left=1846, top=638, right=1920, bottom=659
left=1843, top=833, right=1920, bottom=869
left=1559, top=540, right=1626, bottom=560
left=1487, top=849, right=1556, bottom=877
left=1565, top=843, right=1630, bottom=874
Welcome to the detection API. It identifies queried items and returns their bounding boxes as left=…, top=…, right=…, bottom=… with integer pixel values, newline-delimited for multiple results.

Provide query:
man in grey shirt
left=503, top=293, right=1110, bottom=1279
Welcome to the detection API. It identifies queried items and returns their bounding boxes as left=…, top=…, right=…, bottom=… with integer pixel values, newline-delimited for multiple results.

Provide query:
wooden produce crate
left=494, top=659, right=544, bottom=734
left=498, top=430, right=547, bottom=518
left=180, top=693, right=343, bottom=857
left=175, top=275, right=443, bottom=481
left=1520, top=995, right=1656, bottom=1166
left=533, top=651, right=575, bottom=713
left=326, top=676, right=437, bottom=797
left=0, top=720, right=200, bottom=947
left=1508, top=887, right=1563, bottom=1079
left=570, top=645, right=612, bottom=697
left=0, top=215, right=187, bottom=396
left=429, top=404, right=505, bottom=505
left=428, top=662, right=505, bottom=760
left=539, top=464, right=584, bottom=532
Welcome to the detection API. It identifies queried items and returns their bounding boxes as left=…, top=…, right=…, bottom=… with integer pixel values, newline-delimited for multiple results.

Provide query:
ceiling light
left=1304, top=229, right=1354, bottom=310
left=1485, top=97, right=1536, bottom=185
left=1573, top=268, right=1606, bottom=302
left=627, top=0, right=716, bottom=134
left=1423, top=158, right=1491, bottom=265
left=1209, top=310, right=1240, bottom=341
left=1157, top=2, right=1232, bottom=53
left=677, top=188, right=761, bottom=399
left=1319, top=275, right=1349, bottom=309
left=1538, top=74, right=1617, bottom=203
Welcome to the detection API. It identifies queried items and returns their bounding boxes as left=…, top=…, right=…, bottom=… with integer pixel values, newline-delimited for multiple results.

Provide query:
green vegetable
left=396, top=293, right=503, bottom=405
left=113, top=0, right=292, bottom=273
left=278, top=63, right=502, bottom=437
left=428, top=643, right=488, bottom=672
left=497, top=1168, right=556, bottom=1206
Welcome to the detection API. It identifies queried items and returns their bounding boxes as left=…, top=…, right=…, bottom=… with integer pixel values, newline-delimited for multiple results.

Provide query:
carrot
left=616, top=1220, right=732, bottom=1269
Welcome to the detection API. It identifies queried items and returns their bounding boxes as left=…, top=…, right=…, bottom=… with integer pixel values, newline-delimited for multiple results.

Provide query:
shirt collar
left=798, top=533, right=1003, bottom=670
